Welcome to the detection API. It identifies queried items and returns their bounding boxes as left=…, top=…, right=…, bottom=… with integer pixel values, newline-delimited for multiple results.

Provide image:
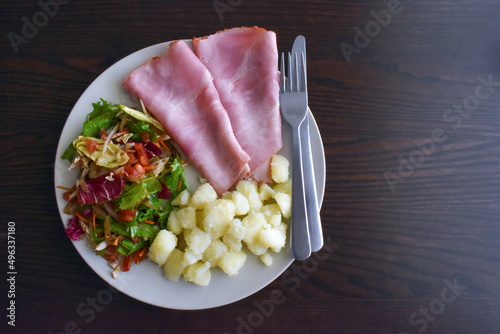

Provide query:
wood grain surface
left=2, top=0, right=500, bottom=333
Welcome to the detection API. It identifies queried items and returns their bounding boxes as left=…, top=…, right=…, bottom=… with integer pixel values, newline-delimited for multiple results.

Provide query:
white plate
left=54, top=40, right=326, bottom=310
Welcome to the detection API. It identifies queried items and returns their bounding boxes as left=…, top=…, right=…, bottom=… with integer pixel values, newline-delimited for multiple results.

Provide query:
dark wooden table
left=2, top=0, right=500, bottom=333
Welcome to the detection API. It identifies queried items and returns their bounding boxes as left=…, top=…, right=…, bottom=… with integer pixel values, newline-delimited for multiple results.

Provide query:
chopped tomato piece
left=133, top=247, right=149, bottom=265
left=118, top=208, right=137, bottom=222
left=122, top=255, right=132, bottom=272
left=127, top=152, right=138, bottom=165
left=139, top=131, right=150, bottom=142
left=134, top=142, right=150, bottom=166
left=86, top=138, right=99, bottom=154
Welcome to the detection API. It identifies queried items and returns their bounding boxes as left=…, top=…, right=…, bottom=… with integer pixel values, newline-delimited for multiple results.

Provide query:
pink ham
left=193, top=27, right=282, bottom=182
left=123, top=40, right=250, bottom=195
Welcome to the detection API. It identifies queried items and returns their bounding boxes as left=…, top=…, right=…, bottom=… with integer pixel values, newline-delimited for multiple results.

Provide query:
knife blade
left=291, top=35, right=324, bottom=252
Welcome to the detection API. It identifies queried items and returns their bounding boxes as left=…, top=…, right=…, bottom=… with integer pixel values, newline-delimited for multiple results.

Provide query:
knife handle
left=300, top=112, right=323, bottom=252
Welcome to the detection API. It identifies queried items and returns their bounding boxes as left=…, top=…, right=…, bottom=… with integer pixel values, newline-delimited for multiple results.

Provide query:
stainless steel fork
left=280, top=51, right=311, bottom=260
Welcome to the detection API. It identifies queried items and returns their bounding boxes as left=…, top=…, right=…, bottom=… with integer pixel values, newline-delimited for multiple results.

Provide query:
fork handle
left=301, top=112, right=323, bottom=252
left=290, top=122, right=311, bottom=260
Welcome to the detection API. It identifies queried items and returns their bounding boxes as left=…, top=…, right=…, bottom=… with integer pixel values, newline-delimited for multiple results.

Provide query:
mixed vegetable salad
left=59, top=99, right=187, bottom=277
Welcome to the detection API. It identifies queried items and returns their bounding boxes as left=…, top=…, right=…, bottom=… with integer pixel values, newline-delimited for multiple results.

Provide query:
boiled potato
left=226, top=218, right=246, bottom=240
left=177, top=206, right=197, bottom=229
left=191, top=182, right=218, bottom=210
left=271, top=154, right=289, bottom=183
left=184, top=227, right=211, bottom=255
left=183, top=247, right=203, bottom=266
left=274, top=192, right=291, bottom=219
left=202, top=239, right=228, bottom=267
left=260, top=252, right=273, bottom=266
left=273, top=179, right=292, bottom=196
left=236, top=180, right=262, bottom=211
left=260, top=203, right=282, bottom=227
left=218, top=250, right=247, bottom=276
left=247, top=240, right=268, bottom=256
left=171, top=189, right=191, bottom=207
left=163, top=248, right=186, bottom=282
left=258, top=228, right=286, bottom=253
left=222, top=232, right=243, bottom=251
left=166, top=208, right=182, bottom=235
left=184, top=261, right=211, bottom=286
left=202, top=199, right=235, bottom=239
left=259, top=183, right=275, bottom=202
left=241, top=211, right=267, bottom=245
left=148, top=229, right=178, bottom=266
left=154, top=155, right=292, bottom=286
left=231, top=191, right=250, bottom=216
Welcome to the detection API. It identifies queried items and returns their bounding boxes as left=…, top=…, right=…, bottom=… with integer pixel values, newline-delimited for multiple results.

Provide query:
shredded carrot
left=158, top=140, right=169, bottom=150
left=133, top=247, right=149, bottom=265
left=143, top=165, right=154, bottom=171
left=143, top=220, right=155, bottom=225
left=112, top=235, right=122, bottom=246
left=92, top=213, right=96, bottom=229
left=57, top=185, right=70, bottom=190
left=74, top=212, right=88, bottom=224
left=177, top=179, right=183, bottom=191
left=110, top=131, right=129, bottom=139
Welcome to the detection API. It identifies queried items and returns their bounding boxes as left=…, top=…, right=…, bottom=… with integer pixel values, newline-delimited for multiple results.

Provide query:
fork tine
left=287, top=52, right=293, bottom=93
left=299, top=52, right=306, bottom=92
left=279, top=52, right=285, bottom=94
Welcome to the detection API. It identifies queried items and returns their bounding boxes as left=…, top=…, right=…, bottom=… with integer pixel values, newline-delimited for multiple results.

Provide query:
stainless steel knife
left=291, top=35, right=324, bottom=252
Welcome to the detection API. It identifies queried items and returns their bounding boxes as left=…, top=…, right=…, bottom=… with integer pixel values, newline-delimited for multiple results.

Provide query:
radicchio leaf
left=158, top=181, right=172, bottom=199
left=65, top=217, right=85, bottom=241
left=78, top=172, right=125, bottom=204
left=144, top=142, right=162, bottom=159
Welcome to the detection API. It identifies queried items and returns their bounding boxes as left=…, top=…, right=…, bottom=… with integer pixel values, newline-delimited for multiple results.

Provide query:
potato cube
left=232, top=191, right=250, bottom=216
left=276, top=221, right=288, bottom=236
left=260, top=252, right=273, bottom=266
left=171, top=189, right=191, bottom=207
left=148, top=229, right=178, bottom=265
left=258, top=228, right=286, bottom=253
left=221, top=191, right=233, bottom=200
left=218, top=251, right=247, bottom=277
left=271, top=155, right=289, bottom=183
left=166, top=208, right=182, bottom=235
left=236, top=180, right=262, bottom=211
left=202, top=239, right=228, bottom=267
left=247, top=240, right=268, bottom=256
left=222, top=232, right=243, bottom=251
left=183, top=247, right=203, bottom=265
left=259, top=183, right=275, bottom=202
left=184, top=227, right=211, bottom=255
left=163, top=248, right=186, bottom=282
left=202, top=199, right=235, bottom=239
left=227, top=218, right=246, bottom=240
left=177, top=206, right=197, bottom=229
left=242, top=211, right=267, bottom=245
left=273, top=179, right=292, bottom=196
left=274, top=192, right=291, bottom=219
left=184, top=261, right=211, bottom=286
left=260, top=204, right=282, bottom=227
left=191, top=183, right=218, bottom=210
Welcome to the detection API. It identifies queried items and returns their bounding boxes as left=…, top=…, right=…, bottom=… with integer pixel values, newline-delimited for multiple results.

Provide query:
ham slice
left=123, top=40, right=250, bottom=195
left=193, top=27, right=282, bottom=182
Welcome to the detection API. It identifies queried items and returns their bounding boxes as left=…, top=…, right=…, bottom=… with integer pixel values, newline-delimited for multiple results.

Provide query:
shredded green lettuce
left=62, top=99, right=120, bottom=162
left=119, top=104, right=166, bottom=133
